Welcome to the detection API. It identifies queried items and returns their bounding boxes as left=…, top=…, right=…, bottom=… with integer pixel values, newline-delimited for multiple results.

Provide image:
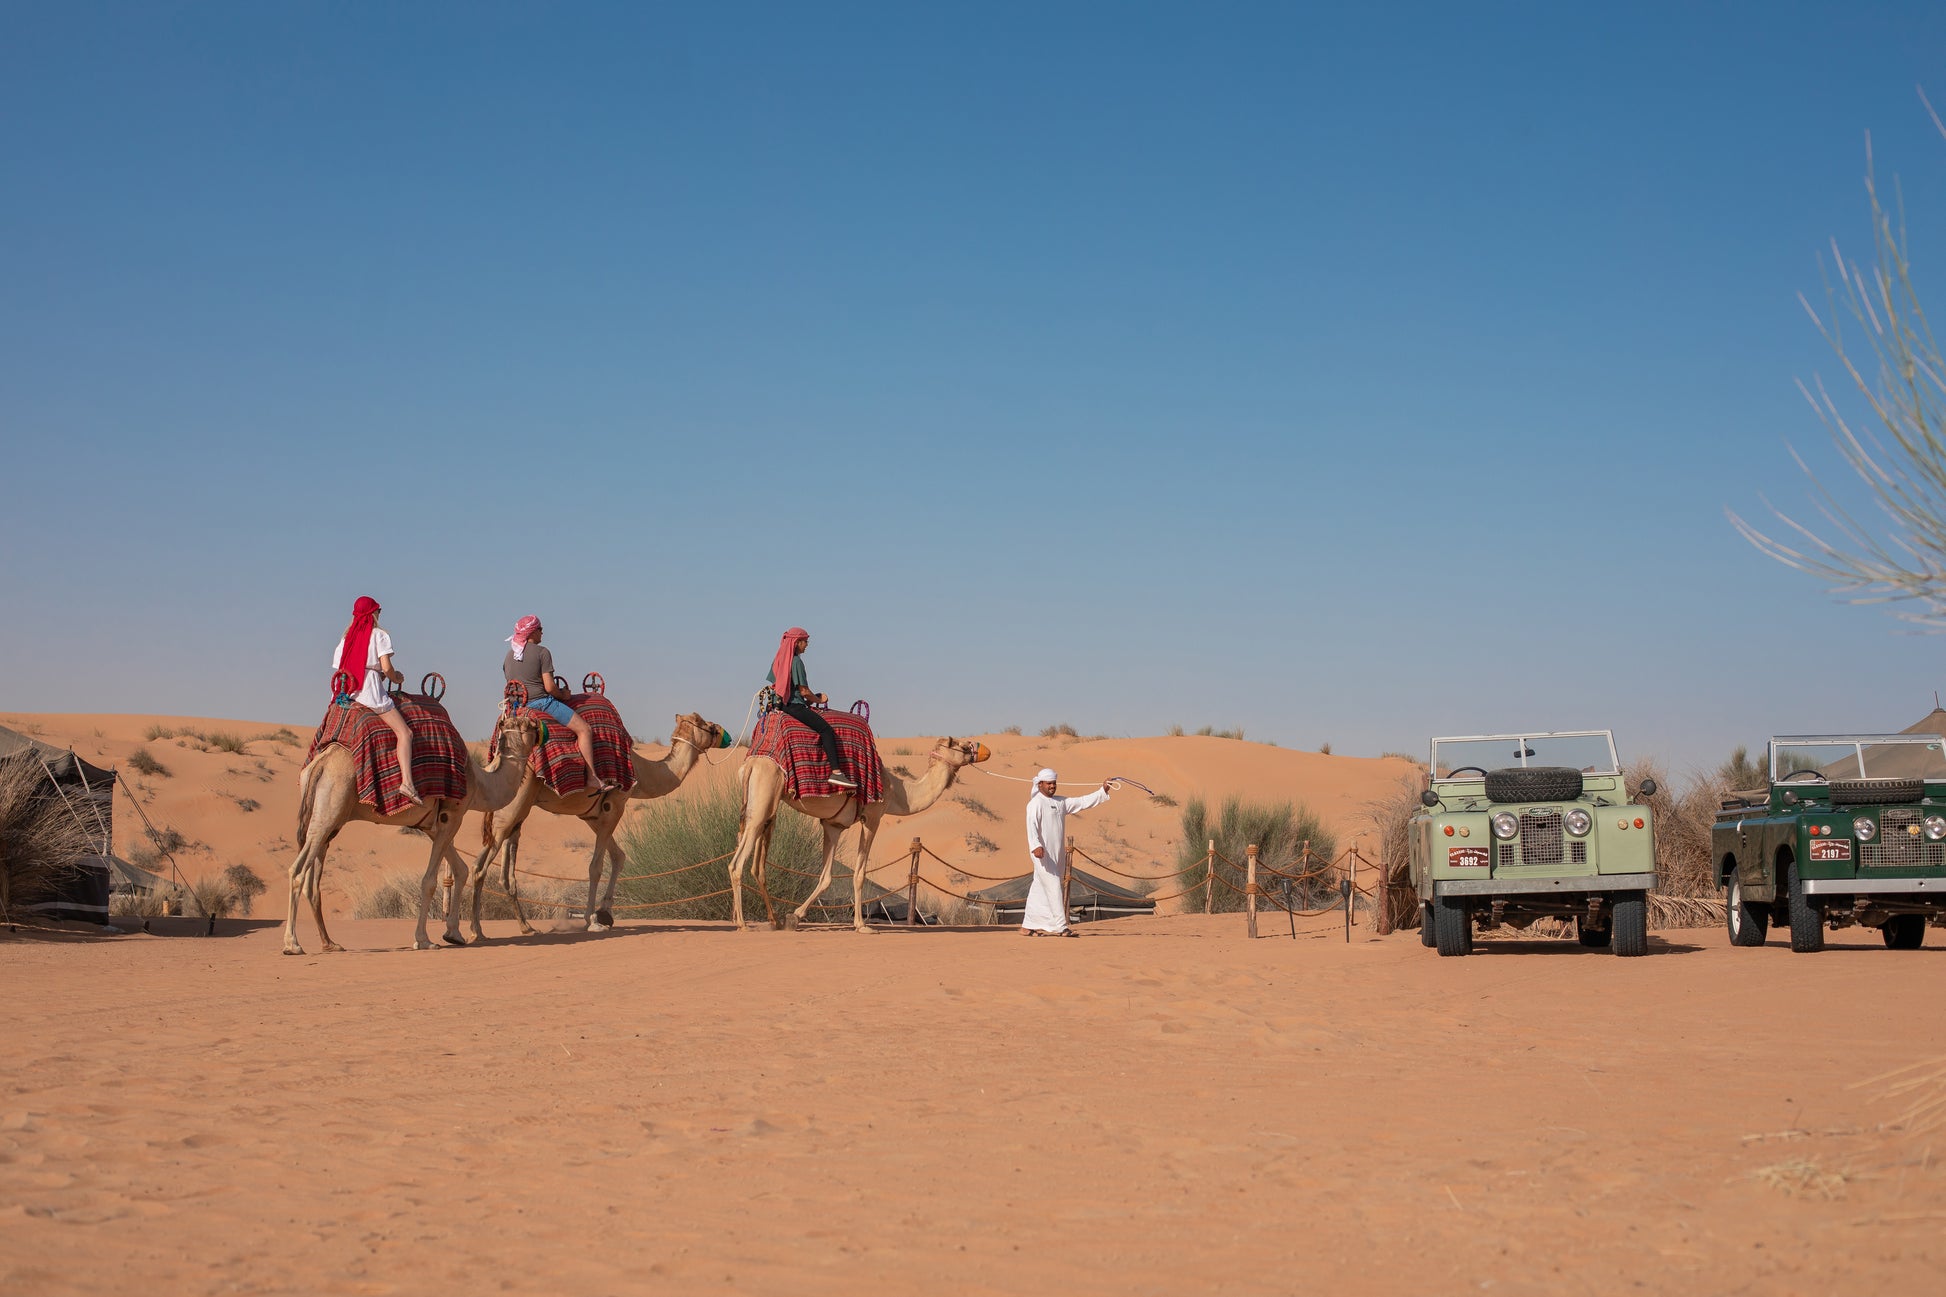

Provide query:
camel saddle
left=524, top=692, right=638, bottom=798
left=750, top=707, right=885, bottom=803
left=306, top=693, right=470, bottom=816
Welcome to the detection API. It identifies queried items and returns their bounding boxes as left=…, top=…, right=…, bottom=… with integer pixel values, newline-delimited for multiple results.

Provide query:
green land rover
left=1713, top=734, right=1946, bottom=952
left=1409, top=730, right=1658, bottom=957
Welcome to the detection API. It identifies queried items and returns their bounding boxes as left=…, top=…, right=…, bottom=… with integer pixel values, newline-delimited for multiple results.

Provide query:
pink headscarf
left=508, top=614, right=541, bottom=661
left=336, top=597, right=381, bottom=696
left=770, top=628, right=809, bottom=702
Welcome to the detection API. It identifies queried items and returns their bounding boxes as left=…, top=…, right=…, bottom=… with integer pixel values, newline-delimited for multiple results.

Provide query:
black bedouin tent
left=967, top=867, right=1157, bottom=925
left=0, top=724, right=121, bottom=924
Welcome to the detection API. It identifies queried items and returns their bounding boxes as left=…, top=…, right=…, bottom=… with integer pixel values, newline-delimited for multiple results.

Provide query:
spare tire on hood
left=1485, top=766, right=1584, bottom=804
left=1830, top=778, right=1925, bottom=806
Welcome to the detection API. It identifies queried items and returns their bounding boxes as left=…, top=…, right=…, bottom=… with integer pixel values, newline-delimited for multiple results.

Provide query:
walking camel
left=462, top=712, right=730, bottom=941
left=728, top=734, right=990, bottom=931
left=283, top=707, right=547, bottom=955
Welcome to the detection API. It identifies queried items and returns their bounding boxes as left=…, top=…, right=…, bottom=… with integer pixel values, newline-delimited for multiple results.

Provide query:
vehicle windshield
left=1770, top=737, right=1946, bottom=783
left=1430, top=732, right=1620, bottom=781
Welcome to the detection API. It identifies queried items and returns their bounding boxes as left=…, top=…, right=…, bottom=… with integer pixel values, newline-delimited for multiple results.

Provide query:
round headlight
left=1563, top=808, right=1592, bottom=837
left=1853, top=816, right=1877, bottom=841
left=1491, top=812, right=1520, bottom=840
left=1925, top=816, right=1946, bottom=841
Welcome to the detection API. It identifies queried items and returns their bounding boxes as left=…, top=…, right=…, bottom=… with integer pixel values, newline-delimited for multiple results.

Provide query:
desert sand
left=4, top=713, right=1945, bottom=1295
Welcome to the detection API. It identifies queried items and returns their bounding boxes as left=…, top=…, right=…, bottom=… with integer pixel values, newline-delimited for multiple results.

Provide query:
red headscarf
left=336, top=597, right=381, bottom=697
left=770, top=627, right=809, bottom=702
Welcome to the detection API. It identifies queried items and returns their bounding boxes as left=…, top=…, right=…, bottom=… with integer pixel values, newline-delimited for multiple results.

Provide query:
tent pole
left=114, top=771, right=203, bottom=916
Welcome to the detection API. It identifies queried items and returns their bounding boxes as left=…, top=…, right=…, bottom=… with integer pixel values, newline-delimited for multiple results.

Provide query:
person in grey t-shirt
left=503, top=614, right=610, bottom=792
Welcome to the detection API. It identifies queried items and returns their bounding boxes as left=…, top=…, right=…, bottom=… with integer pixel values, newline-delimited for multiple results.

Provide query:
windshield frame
left=1768, top=734, right=1946, bottom=783
left=1428, top=730, right=1621, bottom=784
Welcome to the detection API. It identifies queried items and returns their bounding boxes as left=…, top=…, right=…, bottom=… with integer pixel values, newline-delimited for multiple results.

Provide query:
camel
left=728, top=734, right=990, bottom=931
left=282, top=707, right=547, bottom=956
left=461, top=712, right=729, bottom=941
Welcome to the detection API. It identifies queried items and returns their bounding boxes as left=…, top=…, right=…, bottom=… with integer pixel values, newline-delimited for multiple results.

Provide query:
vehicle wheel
left=1726, top=873, right=1768, bottom=947
left=1882, top=914, right=1926, bottom=949
left=1433, top=894, right=1472, bottom=957
left=1785, top=861, right=1824, bottom=953
left=1419, top=902, right=1436, bottom=948
left=1830, top=777, right=1925, bottom=806
left=1610, top=892, right=1648, bottom=957
left=1577, top=918, right=1610, bottom=947
left=1484, top=766, right=1584, bottom=804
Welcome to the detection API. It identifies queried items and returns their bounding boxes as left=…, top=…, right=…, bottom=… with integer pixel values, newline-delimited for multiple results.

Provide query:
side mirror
left=1420, top=789, right=1440, bottom=807
left=1638, top=778, right=1657, bottom=797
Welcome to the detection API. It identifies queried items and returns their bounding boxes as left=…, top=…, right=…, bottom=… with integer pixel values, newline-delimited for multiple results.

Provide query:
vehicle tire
left=1433, top=894, right=1472, bottom=957
left=1831, top=778, right=1925, bottom=806
left=1785, top=860, right=1824, bottom=953
left=1610, top=892, right=1648, bottom=957
left=1419, top=901, right=1437, bottom=948
left=1882, top=914, right=1926, bottom=949
left=1485, top=766, right=1584, bottom=804
left=1726, top=873, right=1768, bottom=947
left=1577, top=918, right=1610, bottom=947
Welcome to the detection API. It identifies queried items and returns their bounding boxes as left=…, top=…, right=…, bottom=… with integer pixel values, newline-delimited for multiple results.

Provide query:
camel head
left=930, top=737, right=991, bottom=770
left=670, top=712, right=732, bottom=752
left=487, top=708, right=549, bottom=766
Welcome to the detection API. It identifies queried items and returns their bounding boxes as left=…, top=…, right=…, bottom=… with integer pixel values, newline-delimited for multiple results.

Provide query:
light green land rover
left=1408, top=730, right=1659, bottom=957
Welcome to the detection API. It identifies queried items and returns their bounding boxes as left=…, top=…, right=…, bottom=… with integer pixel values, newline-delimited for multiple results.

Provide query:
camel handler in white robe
left=1021, top=768, right=1112, bottom=937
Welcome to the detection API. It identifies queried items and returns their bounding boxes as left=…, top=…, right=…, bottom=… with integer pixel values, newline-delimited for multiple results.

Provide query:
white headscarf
left=1034, top=769, right=1059, bottom=789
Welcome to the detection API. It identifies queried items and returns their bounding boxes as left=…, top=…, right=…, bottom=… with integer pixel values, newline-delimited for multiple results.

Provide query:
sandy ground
left=4, top=913, right=1945, bottom=1296
left=0, top=711, right=1417, bottom=913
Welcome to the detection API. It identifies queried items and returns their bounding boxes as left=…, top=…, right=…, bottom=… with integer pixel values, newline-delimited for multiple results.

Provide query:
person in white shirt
left=332, top=596, right=421, bottom=805
left=1022, top=768, right=1111, bottom=937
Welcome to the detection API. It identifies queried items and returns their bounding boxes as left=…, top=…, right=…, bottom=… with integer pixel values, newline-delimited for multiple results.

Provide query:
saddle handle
left=419, top=672, right=446, bottom=702
left=582, top=672, right=605, bottom=696
left=503, top=681, right=529, bottom=715
left=330, top=670, right=356, bottom=708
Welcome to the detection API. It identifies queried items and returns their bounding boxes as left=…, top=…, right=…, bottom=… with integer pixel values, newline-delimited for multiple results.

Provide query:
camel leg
left=282, top=837, right=317, bottom=955
left=505, top=828, right=536, bottom=936
left=726, top=820, right=767, bottom=931
left=583, top=833, right=607, bottom=932
left=791, top=822, right=844, bottom=929
left=307, top=834, right=344, bottom=953
left=851, top=816, right=883, bottom=933
left=411, top=815, right=450, bottom=950
left=593, top=832, right=624, bottom=928
left=467, top=827, right=501, bottom=943
left=437, top=837, right=470, bottom=948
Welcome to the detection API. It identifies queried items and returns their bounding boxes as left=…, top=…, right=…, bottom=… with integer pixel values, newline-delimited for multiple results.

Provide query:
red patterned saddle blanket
left=305, top=693, right=470, bottom=816
left=525, top=692, right=638, bottom=797
left=750, top=707, right=885, bottom=803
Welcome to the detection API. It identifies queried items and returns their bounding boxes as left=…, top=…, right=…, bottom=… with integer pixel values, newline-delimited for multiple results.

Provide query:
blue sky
left=4, top=2, right=1946, bottom=776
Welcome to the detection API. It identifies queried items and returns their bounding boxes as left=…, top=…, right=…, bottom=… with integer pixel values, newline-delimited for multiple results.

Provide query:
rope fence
left=456, top=830, right=1384, bottom=938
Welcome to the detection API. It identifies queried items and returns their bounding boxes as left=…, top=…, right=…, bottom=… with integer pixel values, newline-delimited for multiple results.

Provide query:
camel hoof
left=321, top=942, right=344, bottom=953
left=782, top=913, right=800, bottom=931
left=853, top=924, right=875, bottom=934
left=586, top=920, right=611, bottom=933
left=413, top=939, right=433, bottom=951
left=442, top=933, right=467, bottom=947
left=594, top=908, right=613, bottom=927
left=518, top=924, right=537, bottom=937
left=282, top=945, right=305, bottom=956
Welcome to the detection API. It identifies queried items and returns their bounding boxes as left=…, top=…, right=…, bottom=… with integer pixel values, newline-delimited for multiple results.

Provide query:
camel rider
left=503, top=615, right=614, bottom=794
left=332, top=596, right=421, bottom=805
left=766, top=627, right=856, bottom=788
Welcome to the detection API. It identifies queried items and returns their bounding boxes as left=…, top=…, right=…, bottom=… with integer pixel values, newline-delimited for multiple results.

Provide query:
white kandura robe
left=1021, top=787, right=1112, bottom=932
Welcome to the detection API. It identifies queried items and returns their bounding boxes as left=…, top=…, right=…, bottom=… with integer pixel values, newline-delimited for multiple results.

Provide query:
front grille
left=1495, top=840, right=1517, bottom=869
left=1570, top=840, right=1587, bottom=865
left=1518, top=810, right=1565, bottom=866
left=1861, top=808, right=1946, bottom=868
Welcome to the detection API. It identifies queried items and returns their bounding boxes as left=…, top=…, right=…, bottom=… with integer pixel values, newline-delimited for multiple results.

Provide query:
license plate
left=1809, top=839, right=1852, bottom=862
left=1447, top=847, right=1489, bottom=869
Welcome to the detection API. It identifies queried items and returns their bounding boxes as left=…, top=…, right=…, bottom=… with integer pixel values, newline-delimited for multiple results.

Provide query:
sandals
left=1020, top=928, right=1079, bottom=938
left=397, top=786, right=425, bottom=806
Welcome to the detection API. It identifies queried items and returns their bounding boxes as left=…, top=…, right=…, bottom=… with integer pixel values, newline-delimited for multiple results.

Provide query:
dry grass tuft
left=1363, top=771, right=1424, bottom=933
left=1041, top=723, right=1079, bottom=739
left=202, top=731, right=249, bottom=754
left=256, top=728, right=302, bottom=746
left=127, top=747, right=170, bottom=777
left=143, top=724, right=178, bottom=741
left=1852, top=1054, right=1946, bottom=1136
left=346, top=869, right=576, bottom=922
left=999, top=725, right=1022, bottom=736
left=1752, top=1157, right=1851, bottom=1199
left=964, top=831, right=1000, bottom=854
left=954, top=794, right=998, bottom=821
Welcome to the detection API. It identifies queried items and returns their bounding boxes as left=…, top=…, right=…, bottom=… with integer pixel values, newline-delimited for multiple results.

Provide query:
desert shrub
left=143, top=724, right=177, bottom=741
left=955, top=794, right=998, bottom=821
left=1040, top=723, right=1079, bottom=739
left=1319, top=741, right=1333, bottom=755
left=203, top=731, right=248, bottom=754
left=999, top=725, right=1022, bottom=736
left=109, top=887, right=175, bottom=918
left=617, top=782, right=838, bottom=922
left=1174, top=795, right=1337, bottom=914
left=0, top=756, right=96, bottom=921
left=256, top=728, right=301, bottom=746
left=223, top=864, right=268, bottom=916
left=127, top=748, right=170, bottom=777
left=236, top=797, right=260, bottom=813
left=891, top=764, right=914, bottom=778
left=1150, top=792, right=1178, bottom=808
left=1192, top=726, right=1245, bottom=741
left=964, top=831, right=1000, bottom=853
left=346, top=868, right=576, bottom=922
left=1364, top=772, right=1425, bottom=932
left=1626, top=759, right=1724, bottom=920
left=1379, top=751, right=1423, bottom=764
left=1717, top=744, right=1767, bottom=791
left=1166, top=724, right=1185, bottom=737
left=186, top=875, right=237, bottom=919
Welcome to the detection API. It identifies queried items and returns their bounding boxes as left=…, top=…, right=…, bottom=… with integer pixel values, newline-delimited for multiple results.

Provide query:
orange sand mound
left=3, top=916, right=1942, bottom=1296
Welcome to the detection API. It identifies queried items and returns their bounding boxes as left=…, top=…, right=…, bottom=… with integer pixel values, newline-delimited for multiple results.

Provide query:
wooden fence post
left=1203, top=839, right=1215, bottom=915
left=1245, top=844, right=1259, bottom=938
left=905, top=837, right=922, bottom=926
left=1062, top=837, right=1075, bottom=920
left=1348, top=846, right=1358, bottom=928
